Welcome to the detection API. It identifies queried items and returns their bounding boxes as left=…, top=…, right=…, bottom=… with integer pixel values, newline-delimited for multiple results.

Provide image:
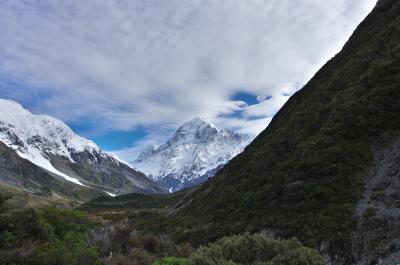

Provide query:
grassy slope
left=80, top=188, right=191, bottom=214
left=174, top=0, right=400, bottom=251
left=0, top=141, right=123, bottom=206
left=0, top=184, right=73, bottom=209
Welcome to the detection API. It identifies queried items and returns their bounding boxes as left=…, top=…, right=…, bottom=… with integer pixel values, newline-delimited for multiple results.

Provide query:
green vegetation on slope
left=1, top=194, right=324, bottom=265
left=0, top=205, right=99, bottom=265
left=152, top=257, right=189, bottom=265
left=4, top=0, right=398, bottom=264
left=80, top=188, right=191, bottom=214
left=189, top=234, right=324, bottom=265
left=152, top=234, right=324, bottom=265
left=173, top=0, right=400, bottom=255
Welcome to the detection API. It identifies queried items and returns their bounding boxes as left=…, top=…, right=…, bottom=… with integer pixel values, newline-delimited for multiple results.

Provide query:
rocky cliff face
left=0, top=141, right=101, bottom=205
left=351, top=136, right=400, bottom=265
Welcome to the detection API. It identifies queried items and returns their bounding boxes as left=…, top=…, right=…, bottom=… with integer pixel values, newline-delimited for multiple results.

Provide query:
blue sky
left=82, top=130, right=147, bottom=151
left=230, top=92, right=260, bottom=106
left=0, top=0, right=377, bottom=160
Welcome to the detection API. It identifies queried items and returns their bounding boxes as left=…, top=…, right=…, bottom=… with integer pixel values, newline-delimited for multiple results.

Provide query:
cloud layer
left=0, top=0, right=377, bottom=153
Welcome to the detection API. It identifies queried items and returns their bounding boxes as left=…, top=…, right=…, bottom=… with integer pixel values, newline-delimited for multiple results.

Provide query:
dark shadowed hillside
left=174, top=0, right=400, bottom=263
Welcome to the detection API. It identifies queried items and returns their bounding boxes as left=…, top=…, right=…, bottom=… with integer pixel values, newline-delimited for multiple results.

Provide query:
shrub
left=35, top=233, right=99, bottom=265
left=0, top=207, right=101, bottom=264
left=0, top=193, right=11, bottom=209
left=39, top=207, right=91, bottom=238
left=0, top=231, right=18, bottom=249
left=98, top=249, right=155, bottom=265
left=189, top=234, right=324, bottom=265
left=176, top=242, right=194, bottom=258
left=152, top=257, right=190, bottom=265
left=129, top=233, right=178, bottom=255
left=0, top=208, right=51, bottom=248
left=34, top=208, right=100, bottom=265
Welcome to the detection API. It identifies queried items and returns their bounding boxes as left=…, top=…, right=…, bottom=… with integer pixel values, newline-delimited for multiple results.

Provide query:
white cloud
left=112, top=129, right=171, bottom=163
left=0, top=0, right=377, bottom=154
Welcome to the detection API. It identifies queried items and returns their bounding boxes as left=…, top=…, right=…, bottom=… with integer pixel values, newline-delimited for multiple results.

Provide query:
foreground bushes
left=0, top=207, right=100, bottom=265
left=0, top=200, right=323, bottom=265
left=35, top=208, right=99, bottom=265
left=152, top=234, right=325, bottom=265
left=152, top=257, right=189, bottom=265
left=0, top=204, right=190, bottom=265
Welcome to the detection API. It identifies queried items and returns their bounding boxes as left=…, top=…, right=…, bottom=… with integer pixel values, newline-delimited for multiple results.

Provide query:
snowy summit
left=133, top=117, right=253, bottom=192
left=0, top=99, right=164, bottom=196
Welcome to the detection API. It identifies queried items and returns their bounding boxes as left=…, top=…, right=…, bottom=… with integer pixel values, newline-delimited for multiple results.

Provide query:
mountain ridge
left=133, top=117, right=253, bottom=192
left=174, top=1, right=400, bottom=263
left=0, top=99, right=165, bottom=202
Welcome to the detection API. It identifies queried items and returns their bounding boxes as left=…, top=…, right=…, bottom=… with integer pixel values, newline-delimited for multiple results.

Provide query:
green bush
left=0, top=193, right=11, bottom=212
left=0, top=208, right=51, bottom=249
left=189, top=234, right=324, bottom=265
left=0, top=231, right=18, bottom=249
left=152, top=257, right=190, bottom=265
left=35, top=233, right=99, bottom=265
left=34, top=208, right=100, bottom=265
left=39, top=207, right=92, bottom=238
left=0, top=207, right=101, bottom=265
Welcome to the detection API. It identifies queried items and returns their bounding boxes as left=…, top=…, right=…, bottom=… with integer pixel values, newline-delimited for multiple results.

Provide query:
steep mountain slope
left=0, top=141, right=103, bottom=206
left=172, top=1, right=400, bottom=264
left=133, top=118, right=252, bottom=192
left=0, top=99, right=164, bottom=201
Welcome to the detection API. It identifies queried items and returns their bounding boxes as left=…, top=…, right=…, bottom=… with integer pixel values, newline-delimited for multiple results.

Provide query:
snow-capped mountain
left=0, top=99, right=164, bottom=200
left=133, top=117, right=253, bottom=192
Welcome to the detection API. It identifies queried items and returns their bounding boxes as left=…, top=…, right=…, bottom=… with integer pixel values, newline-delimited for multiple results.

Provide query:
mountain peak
left=176, top=117, right=215, bottom=132
left=0, top=99, right=37, bottom=121
left=182, top=117, right=210, bottom=127
left=0, top=99, right=99, bottom=152
left=133, top=117, right=253, bottom=192
left=169, top=117, right=219, bottom=145
left=0, top=98, right=164, bottom=195
left=0, top=98, right=24, bottom=109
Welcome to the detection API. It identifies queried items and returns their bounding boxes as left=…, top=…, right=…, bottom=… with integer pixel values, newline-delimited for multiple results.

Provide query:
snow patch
left=104, top=191, right=116, bottom=197
left=16, top=146, right=86, bottom=186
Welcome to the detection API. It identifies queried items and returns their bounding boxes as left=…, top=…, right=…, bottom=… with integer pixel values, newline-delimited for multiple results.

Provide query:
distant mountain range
left=0, top=99, right=164, bottom=204
left=0, top=99, right=252, bottom=202
left=133, top=117, right=253, bottom=192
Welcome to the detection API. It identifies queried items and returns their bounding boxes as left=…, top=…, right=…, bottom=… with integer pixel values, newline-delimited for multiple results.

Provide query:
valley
left=0, top=0, right=399, bottom=264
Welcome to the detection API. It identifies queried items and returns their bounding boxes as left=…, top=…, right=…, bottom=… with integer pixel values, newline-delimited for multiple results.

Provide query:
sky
left=0, top=0, right=377, bottom=162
